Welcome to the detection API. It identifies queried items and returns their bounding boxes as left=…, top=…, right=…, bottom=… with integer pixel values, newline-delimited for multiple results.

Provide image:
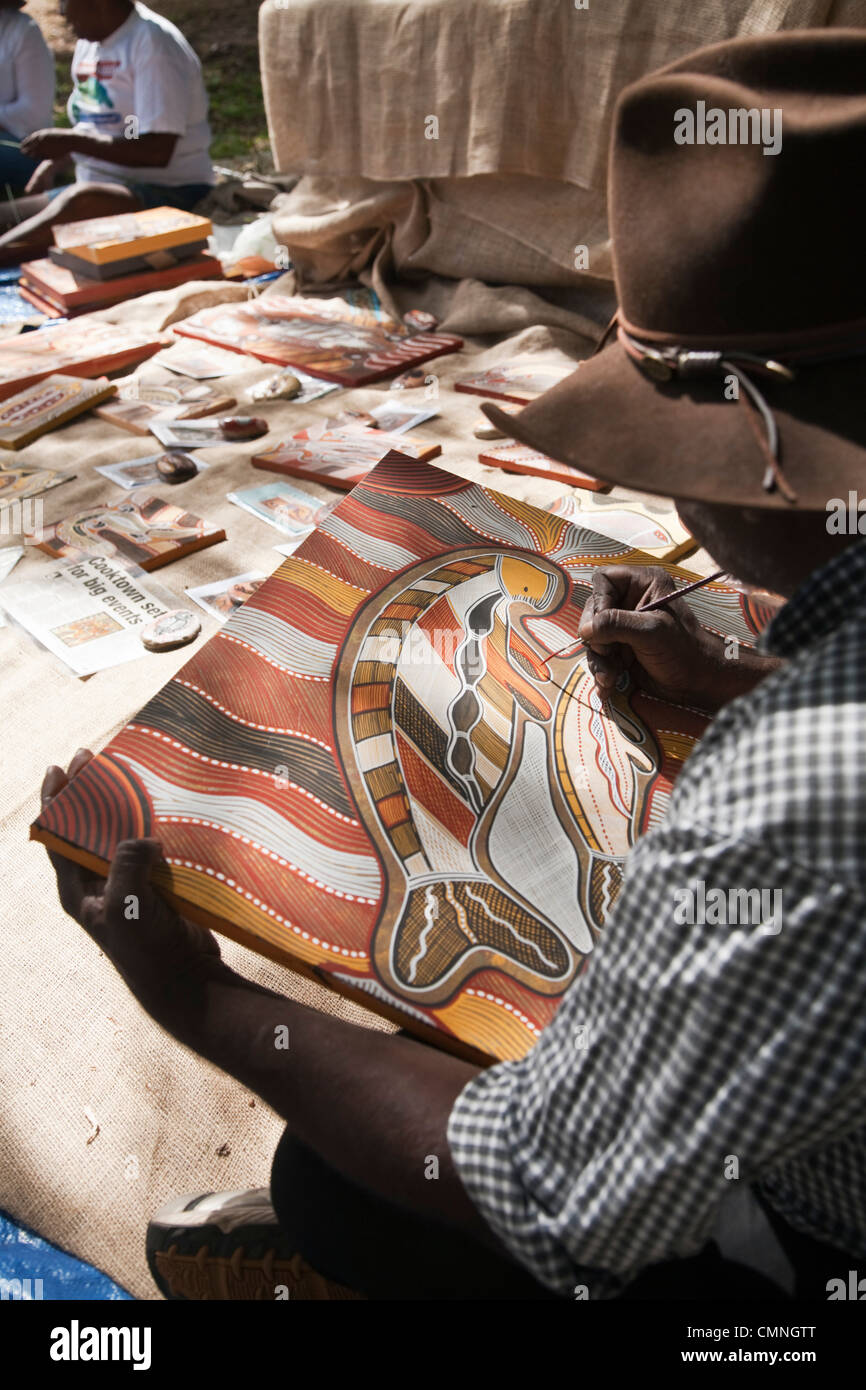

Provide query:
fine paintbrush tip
left=637, top=568, right=727, bottom=613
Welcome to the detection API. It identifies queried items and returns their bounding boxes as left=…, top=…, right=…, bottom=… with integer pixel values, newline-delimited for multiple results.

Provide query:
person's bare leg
left=0, top=183, right=143, bottom=265
left=0, top=194, right=53, bottom=235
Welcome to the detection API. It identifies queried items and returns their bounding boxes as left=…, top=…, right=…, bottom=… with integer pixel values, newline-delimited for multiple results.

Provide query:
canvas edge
left=29, top=822, right=499, bottom=1070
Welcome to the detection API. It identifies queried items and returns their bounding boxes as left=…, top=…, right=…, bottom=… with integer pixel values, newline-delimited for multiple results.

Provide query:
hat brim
left=481, top=340, right=866, bottom=512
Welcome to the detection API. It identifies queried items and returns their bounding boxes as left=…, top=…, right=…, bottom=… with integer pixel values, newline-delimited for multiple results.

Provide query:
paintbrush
left=636, top=568, right=727, bottom=612
left=545, top=567, right=727, bottom=662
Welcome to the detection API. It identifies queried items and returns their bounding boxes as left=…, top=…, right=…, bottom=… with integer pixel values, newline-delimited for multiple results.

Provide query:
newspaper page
left=0, top=554, right=184, bottom=676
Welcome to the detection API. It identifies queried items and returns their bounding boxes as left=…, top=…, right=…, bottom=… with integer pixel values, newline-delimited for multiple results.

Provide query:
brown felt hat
left=482, top=30, right=866, bottom=511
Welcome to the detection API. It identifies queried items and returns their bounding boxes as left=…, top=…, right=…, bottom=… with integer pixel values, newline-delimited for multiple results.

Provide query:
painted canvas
left=173, top=294, right=463, bottom=386
left=95, top=380, right=234, bottom=435
left=33, top=493, right=225, bottom=570
left=253, top=430, right=441, bottom=489
left=227, top=481, right=331, bottom=537
left=0, top=322, right=164, bottom=402
left=455, top=361, right=575, bottom=404
left=479, top=442, right=607, bottom=491
left=185, top=572, right=267, bottom=623
left=19, top=254, right=223, bottom=315
left=52, top=207, right=211, bottom=265
left=0, top=374, right=116, bottom=450
left=32, top=457, right=774, bottom=1064
left=547, top=492, right=696, bottom=563
left=0, top=464, right=71, bottom=507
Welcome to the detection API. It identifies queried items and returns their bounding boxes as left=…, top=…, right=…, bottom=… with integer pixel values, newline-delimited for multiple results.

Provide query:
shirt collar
left=100, top=3, right=140, bottom=47
left=761, top=536, right=866, bottom=658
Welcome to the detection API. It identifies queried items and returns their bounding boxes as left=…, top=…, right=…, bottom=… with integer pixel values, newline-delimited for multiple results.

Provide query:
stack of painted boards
left=18, top=207, right=221, bottom=318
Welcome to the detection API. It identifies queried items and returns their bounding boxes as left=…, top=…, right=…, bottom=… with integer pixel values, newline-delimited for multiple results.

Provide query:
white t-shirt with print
left=0, top=9, right=55, bottom=141
left=68, top=2, right=214, bottom=188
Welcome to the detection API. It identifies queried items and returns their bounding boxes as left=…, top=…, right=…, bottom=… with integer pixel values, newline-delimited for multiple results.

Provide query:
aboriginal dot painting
left=33, top=456, right=776, bottom=1063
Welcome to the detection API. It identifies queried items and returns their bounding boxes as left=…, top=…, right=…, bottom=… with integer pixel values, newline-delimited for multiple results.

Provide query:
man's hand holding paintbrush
left=577, top=565, right=783, bottom=713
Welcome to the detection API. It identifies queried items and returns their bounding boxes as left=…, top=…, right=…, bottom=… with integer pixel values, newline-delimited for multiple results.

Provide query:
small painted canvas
left=0, top=322, right=164, bottom=402
left=226, top=481, right=329, bottom=536
left=455, top=361, right=575, bottom=404
left=185, top=572, right=268, bottom=623
left=479, top=442, right=606, bottom=491
left=252, top=430, right=440, bottom=490
left=94, top=396, right=171, bottom=436
left=0, top=464, right=71, bottom=506
left=173, top=294, right=463, bottom=385
left=95, top=380, right=232, bottom=436
left=19, top=254, right=223, bottom=315
left=547, top=492, right=696, bottom=563
left=0, top=374, right=116, bottom=450
left=52, top=206, right=211, bottom=265
left=32, top=493, right=225, bottom=570
left=367, top=401, right=439, bottom=434
left=157, top=344, right=248, bottom=380
left=32, top=456, right=776, bottom=1064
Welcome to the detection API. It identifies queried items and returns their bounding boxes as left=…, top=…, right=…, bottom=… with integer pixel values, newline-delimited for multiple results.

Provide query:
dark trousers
left=0, top=128, right=38, bottom=192
left=270, top=1129, right=833, bottom=1300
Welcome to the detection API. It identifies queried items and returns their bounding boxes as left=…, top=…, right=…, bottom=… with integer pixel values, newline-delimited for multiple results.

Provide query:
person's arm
left=578, top=565, right=783, bottom=713
left=0, top=24, right=55, bottom=141
left=20, top=128, right=179, bottom=169
left=40, top=754, right=497, bottom=1244
left=24, top=156, right=68, bottom=196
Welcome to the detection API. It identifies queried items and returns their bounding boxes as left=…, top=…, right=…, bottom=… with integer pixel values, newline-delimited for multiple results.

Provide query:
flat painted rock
left=175, top=393, right=237, bottom=420
left=140, top=608, right=201, bottom=652
left=155, top=451, right=198, bottom=483
left=389, top=367, right=427, bottom=391
left=402, top=309, right=438, bottom=332
left=249, top=371, right=302, bottom=401
left=218, top=416, right=268, bottom=440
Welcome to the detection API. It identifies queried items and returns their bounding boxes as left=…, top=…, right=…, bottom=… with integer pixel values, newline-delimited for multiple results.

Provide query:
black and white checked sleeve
left=447, top=642, right=866, bottom=1296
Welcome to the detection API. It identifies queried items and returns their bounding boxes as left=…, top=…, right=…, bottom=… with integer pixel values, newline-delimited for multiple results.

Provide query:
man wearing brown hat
left=41, top=30, right=866, bottom=1301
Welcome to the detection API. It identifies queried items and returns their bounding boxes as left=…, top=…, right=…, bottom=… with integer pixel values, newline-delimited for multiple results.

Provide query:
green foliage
left=53, top=57, right=72, bottom=128
left=203, top=62, right=270, bottom=169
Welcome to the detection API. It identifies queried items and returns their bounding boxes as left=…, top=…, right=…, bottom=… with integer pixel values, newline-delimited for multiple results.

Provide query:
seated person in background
left=0, top=0, right=55, bottom=191
left=0, top=0, right=214, bottom=262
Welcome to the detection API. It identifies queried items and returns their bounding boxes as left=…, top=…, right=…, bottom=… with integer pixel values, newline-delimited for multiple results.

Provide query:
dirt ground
left=27, top=0, right=271, bottom=169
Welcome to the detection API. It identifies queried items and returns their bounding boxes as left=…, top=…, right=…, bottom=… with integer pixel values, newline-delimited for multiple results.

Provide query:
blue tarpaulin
left=0, top=1209, right=133, bottom=1300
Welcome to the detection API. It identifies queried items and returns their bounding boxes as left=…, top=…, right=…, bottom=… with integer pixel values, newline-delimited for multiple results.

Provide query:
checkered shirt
left=448, top=537, right=866, bottom=1297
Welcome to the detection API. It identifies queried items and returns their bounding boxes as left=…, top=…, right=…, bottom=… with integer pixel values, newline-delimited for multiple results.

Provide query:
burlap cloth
left=261, top=0, right=866, bottom=186
left=262, top=0, right=866, bottom=299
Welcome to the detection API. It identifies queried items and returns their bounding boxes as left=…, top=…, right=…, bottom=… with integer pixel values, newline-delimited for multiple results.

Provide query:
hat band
left=616, top=324, right=799, bottom=502
left=615, top=312, right=866, bottom=363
